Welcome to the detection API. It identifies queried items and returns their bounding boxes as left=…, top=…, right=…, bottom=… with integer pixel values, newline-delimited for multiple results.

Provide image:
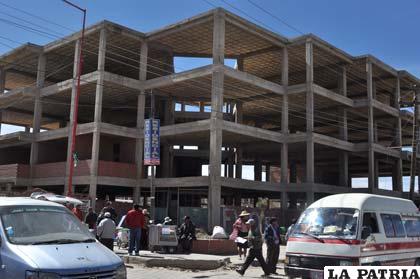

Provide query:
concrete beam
left=312, top=133, right=354, bottom=152
left=313, top=84, right=353, bottom=107
left=160, top=119, right=211, bottom=137
left=143, top=64, right=214, bottom=90
left=223, top=66, right=285, bottom=95
left=223, top=120, right=283, bottom=143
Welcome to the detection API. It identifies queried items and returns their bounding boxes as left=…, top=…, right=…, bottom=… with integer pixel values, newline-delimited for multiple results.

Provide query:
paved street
left=127, top=264, right=287, bottom=279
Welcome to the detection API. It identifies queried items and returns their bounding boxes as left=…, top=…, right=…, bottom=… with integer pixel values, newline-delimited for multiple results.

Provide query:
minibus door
left=360, top=212, right=381, bottom=257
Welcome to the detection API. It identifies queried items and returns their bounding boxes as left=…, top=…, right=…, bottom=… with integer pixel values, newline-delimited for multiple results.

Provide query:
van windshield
left=0, top=205, right=94, bottom=245
left=291, top=208, right=359, bottom=239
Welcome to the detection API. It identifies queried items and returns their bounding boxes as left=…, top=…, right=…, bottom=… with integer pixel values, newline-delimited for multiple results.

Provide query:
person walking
left=72, top=204, right=83, bottom=222
left=264, top=217, right=281, bottom=274
left=102, top=201, right=117, bottom=221
left=236, top=219, right=270, bottom=277
left=177, top=216, right=196, bottom=253
left=97, top=212, right=116, bottom=251
left=85, top=207, right=98, bottom=230
left=125, top=204, right=144, bottom=256
left=231, top=211, right=250, bottom=260
left=141, top=209, right=150, bottom=250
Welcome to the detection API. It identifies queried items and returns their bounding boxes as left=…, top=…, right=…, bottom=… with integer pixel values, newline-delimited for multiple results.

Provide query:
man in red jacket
left=125, top=204, right=144, bottom=255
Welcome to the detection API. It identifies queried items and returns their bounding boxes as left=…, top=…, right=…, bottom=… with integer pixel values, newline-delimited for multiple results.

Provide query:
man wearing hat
left=231, top=210, right=250, bottom=259
left=236, top=218, right=270, bottom=276
left=264, top=217, right=281, bottom=274
left=97, top=212, right=116, bottom=251
left=163, top=217, right=172, bottom=225
left=177, top=216, right=196, bottom=253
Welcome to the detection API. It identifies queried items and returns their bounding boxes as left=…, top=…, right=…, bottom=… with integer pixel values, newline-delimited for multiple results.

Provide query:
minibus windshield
left=0, top=205, right=95, bottom=245
left=291, top=208, right=359, bottom=239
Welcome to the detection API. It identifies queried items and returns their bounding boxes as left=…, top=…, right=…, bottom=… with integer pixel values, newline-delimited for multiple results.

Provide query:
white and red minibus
left=285, top=193, right=420, bottom=279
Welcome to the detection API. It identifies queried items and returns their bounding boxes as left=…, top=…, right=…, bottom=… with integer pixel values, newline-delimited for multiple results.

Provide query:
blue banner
left=144, top=118, right=160, bottom=166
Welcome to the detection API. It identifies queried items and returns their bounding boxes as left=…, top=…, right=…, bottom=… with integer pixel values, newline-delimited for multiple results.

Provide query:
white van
left=285, top=193, right=420, bottom=279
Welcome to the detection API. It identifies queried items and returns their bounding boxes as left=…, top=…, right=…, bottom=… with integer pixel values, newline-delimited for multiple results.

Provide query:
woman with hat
left=231, top=210, right=250, bottom=260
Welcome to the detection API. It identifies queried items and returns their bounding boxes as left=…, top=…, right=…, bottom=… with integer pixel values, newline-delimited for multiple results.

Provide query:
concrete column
left=228, top=150, right=234, bottom=178
left=306, top=191, right=314, bottom=206
left=64, top=39, right=82, bottom=195
left=393, top=77, right=403, bottom=192
left=265, top=163, right=270, bottom=182
left=254, top=159, right=262, bottom=181
left=281, top=191, right=288, bottom=226
left=281, top=47, right=289, bottom=183
left=89, top=28, right=107, bottom=207
left=290, top=161, right=297, bottom=183
left=29, top=53, right=46, bottom=187
left=305, top=40, right=314, bottom=183
left=339, top=67, right=349, bottom=187
left=0, top=67, right=6, bottom=134
left=367, top=60, right=375, bottom=191
left=235, top=101, right=243, bottom=179
left=162, top=98, right=175, bottom=178
left=134, top=41, right=149, bottom=203
left=208, top=9, right=225, bottom=229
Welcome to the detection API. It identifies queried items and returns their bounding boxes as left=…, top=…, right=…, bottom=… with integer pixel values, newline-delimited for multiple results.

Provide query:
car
left=0, top=197, right=126, bottom=279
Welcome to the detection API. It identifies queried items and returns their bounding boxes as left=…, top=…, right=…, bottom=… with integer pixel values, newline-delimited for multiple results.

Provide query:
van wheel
left=415, top=259, right=420, bottom=266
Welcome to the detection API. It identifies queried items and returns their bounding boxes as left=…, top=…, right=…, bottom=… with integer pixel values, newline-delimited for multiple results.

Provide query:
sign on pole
left=144, top=118, right=160, bottom=166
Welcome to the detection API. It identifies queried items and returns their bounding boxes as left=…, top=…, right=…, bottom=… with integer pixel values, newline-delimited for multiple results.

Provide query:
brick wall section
left=17, top=164, right=29, bottom=178
left=32, top=160, right=91, bottom=178
left=0, top=164, right=18, bottom=178
left=98, top=161, right=136, bottom=179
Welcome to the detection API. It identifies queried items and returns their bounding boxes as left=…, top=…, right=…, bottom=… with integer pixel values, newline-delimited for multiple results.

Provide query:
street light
left=62, top=0, right=86, bottom=197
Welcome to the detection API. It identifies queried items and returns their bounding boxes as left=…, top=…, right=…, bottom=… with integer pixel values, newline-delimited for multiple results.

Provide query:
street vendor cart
left=149, top=224, right=178, bottom=253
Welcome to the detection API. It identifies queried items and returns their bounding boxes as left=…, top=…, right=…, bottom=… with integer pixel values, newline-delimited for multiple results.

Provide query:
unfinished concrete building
left=1, top=8, right=419, bottom=228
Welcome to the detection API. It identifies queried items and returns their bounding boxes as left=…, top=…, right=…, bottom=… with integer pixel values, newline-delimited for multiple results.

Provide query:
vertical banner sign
left=144, top=118, right=160, bottom=166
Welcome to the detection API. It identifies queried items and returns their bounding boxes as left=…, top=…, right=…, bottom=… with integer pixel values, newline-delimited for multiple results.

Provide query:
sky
left=0, top=0, right=419, bottom=190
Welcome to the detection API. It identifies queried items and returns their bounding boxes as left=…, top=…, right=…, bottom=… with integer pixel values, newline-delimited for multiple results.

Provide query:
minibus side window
left=362, top=212, right=379, bottom=235
left=402, top=217, right=420, bottom=237
left=381, top=214, right=395, bottom=237
left=381, top=214, right=406, bottom=238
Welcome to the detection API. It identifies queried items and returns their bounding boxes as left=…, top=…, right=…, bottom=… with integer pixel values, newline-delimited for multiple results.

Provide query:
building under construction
left=0, top=8, right=419, bottom=228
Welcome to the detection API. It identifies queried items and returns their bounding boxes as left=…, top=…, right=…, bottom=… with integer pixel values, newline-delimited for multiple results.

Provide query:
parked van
left=285, top=193, right=420, bottom=279
left=0, top=197, right=126, bottom=279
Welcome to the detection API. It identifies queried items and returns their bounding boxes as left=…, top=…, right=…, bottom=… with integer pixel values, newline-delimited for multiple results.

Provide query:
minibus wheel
left=415, top=259, right=420, bottom=266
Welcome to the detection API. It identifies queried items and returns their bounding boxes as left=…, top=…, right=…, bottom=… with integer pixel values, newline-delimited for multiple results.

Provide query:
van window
left=380, top=214, right=406, bottom=238
left=362, top=212, right=379, bottom=233
left=402, top=216, right=420, bottom=237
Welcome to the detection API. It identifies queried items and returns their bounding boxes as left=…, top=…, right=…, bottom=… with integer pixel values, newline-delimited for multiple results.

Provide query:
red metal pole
left=64, top=0, right=86, bottom=196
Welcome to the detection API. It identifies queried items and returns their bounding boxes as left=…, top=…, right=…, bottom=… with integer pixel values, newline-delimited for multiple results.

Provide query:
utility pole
left=63, top=0, right=86, bottom=197
left=150, top=90, right=155, bottom=222
left=401, top=86, right=419, bottom=201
